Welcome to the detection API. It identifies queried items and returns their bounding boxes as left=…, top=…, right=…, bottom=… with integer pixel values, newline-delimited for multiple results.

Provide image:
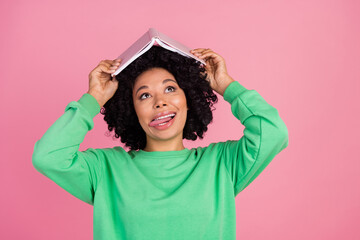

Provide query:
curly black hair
left=101, top=45, right=218, bottom=151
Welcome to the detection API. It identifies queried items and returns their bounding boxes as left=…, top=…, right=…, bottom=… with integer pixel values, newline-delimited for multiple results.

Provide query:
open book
left=111, top=28, right=207, bottom=77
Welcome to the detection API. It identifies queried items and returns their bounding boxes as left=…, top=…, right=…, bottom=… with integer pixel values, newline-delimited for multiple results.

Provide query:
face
left=132, top=67, right=188, bottom=143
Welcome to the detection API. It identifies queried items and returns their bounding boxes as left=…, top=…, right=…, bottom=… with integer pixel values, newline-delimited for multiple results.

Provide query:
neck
left=143, top=135, right=185, bottom=152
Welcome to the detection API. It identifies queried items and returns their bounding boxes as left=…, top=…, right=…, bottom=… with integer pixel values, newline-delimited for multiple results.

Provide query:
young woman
left=33, top=46, right=289, bottom=239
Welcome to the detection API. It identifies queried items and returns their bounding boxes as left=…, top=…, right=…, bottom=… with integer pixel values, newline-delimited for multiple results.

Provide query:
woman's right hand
left=87, top=58, right=122, bottom=108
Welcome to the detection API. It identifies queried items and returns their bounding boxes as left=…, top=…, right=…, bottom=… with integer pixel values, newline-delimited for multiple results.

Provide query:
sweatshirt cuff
left=223, top=81, right=249, bottom=103
left=77, top=93, right=101, bottom=118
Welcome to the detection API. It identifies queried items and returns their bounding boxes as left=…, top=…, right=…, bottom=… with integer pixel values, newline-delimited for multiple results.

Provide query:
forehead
left=133, top=68, right=176, bottom=87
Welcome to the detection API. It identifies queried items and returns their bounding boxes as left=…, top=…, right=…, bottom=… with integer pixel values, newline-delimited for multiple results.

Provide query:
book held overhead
left=111, top=28, right=206, bottom=77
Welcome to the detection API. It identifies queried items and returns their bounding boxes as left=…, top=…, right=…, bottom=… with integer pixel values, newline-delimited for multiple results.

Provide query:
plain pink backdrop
left=1, top=0, right=359, bottom=239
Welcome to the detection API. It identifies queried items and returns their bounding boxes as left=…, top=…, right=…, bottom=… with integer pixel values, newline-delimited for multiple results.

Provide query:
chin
left=147, top=123, right=185, bottom=140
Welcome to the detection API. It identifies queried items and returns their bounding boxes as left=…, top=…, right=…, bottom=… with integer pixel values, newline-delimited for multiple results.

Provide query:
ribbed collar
left=132, top=148, right=192, bottom=159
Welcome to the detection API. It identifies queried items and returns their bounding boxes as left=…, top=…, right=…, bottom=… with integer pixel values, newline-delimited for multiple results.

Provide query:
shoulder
left=83, top=146, right=129, bottom=160
left=190, top=141, right=231, bottom=157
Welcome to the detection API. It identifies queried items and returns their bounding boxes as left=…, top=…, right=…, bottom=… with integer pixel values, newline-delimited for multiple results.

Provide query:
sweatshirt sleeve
left=221, top=81, right=289, bottom=197
left=32, top=93, right=103, bottom=205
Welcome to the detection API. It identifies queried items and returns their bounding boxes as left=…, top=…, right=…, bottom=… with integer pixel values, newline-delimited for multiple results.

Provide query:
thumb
left=111, top=76, right=118, bottom=86
left=113, top=76, right=119, bottom=88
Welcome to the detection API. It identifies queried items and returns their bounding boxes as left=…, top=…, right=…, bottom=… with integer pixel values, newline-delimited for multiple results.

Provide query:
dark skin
left=190, top=48, right=235, bottom=96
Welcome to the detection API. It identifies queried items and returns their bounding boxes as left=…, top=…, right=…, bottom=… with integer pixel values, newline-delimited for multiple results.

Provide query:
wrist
left=216, top=76, right=235, bottom=96
left=87, top=90, right=105, bottom=108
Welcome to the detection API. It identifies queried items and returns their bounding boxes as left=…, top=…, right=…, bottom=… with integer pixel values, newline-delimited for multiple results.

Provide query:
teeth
left=153, top=113, right=175, bottom=121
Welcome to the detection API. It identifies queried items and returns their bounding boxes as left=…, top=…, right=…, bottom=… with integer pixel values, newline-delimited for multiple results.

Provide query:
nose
left=154, top=96, right=167, bottom=109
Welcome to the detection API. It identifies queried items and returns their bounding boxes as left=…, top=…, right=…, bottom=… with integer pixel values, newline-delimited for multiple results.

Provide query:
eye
left=140, top=93, right=150, bottom=100
left=165, top=86, right=176, bottom=92
left=139, top=86, right=176, bottom=100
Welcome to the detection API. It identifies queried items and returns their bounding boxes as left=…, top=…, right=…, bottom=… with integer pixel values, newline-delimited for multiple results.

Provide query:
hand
left=87, top=58, right=121, bottom=107
left=190, top=48, right=235, bottom=96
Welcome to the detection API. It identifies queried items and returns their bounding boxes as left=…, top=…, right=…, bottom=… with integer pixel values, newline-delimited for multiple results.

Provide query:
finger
left=102, top=59, right=122, bottom=67
left=198, top=52, right=213, bottom=60
left=100, top=60, right=112, bottom=68
left=198, top=49, right=214, bottom=55
left=190, top=48, right=209, bottom=52
left=102, top=59, right=121, bottom=63
left=112, top=75, right=118, bottom=82
left=109, top=60, right=121, bottom=69
left=110, top=59, right=121, bottom=68
left=198, top=52, right=212, bottom=59
left=98, top=63, right=117, bottom=74
left=100, top=61, right=119, bottom=71
left=109, top=65, right=120, bottom=70
left=110, top=59, right=122, bottom=65
left=191, top=49, right=214, bottom=59
left=198, top=50, right=220, bottom=60
left=191, top=48, right=212, bottom=56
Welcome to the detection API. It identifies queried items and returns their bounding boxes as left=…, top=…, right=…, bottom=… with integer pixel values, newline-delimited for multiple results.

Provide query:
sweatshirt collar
left=133, top=148, right=191, bottom=158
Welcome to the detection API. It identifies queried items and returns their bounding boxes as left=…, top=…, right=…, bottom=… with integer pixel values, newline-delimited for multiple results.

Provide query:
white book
left=111, top=28, right=206, bottom=77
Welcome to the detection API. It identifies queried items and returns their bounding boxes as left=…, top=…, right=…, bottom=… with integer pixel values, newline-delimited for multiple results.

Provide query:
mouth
left=149, top=113, right=176, bottom=128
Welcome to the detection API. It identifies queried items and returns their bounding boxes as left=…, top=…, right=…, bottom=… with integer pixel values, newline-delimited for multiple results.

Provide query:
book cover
left=111, top=28, right=206, bottom=77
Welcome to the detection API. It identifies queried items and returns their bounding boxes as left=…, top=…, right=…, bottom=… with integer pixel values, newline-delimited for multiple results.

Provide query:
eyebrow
left=135, top=79, right=177, bottom=95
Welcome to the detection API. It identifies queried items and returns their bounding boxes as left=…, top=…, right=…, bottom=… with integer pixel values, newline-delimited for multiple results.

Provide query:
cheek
left=172, top=96, right=188, bottom=123
left=135, top=107, right=146, bottom=123
left=172, top=94, right=187, bottom=109
left=133, top=102, right=145, bottom=123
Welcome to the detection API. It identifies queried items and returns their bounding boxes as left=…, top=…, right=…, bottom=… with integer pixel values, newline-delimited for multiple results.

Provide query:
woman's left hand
left=190, top=48, right=235, bottom=96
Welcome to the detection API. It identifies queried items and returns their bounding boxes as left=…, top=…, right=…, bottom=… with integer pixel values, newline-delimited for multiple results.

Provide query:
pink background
left=1, top=0, right=359, bottom=239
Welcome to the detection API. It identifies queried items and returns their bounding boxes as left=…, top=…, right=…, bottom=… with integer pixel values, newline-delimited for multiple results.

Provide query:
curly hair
left=101, top=45, right=218, bottom=151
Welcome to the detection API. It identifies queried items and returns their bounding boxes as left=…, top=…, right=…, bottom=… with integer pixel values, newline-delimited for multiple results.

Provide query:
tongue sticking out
left=149, top=116, right=174, bottom=127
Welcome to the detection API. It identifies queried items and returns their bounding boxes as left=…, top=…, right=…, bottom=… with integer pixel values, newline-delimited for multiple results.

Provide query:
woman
left=97, top=45, right=221, bottom=152
left=32, top=46, right=289, bottom=240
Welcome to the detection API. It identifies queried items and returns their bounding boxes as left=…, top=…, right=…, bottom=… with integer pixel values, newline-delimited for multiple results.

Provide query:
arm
left=32, top=93, right=104, bottom=205
left=190, top=48, right=288, bottom=196
left=221, top=81, right=289, bottom=196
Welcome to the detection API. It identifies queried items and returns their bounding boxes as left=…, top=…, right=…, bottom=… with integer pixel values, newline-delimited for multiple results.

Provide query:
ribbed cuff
left=223, top=81, right=249, bottom=103
left=77, top=93, right=101, bottom=118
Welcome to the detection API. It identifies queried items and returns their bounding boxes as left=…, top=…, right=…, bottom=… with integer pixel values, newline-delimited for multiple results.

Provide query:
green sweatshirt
left=32, top=81, right=289, bottom=240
